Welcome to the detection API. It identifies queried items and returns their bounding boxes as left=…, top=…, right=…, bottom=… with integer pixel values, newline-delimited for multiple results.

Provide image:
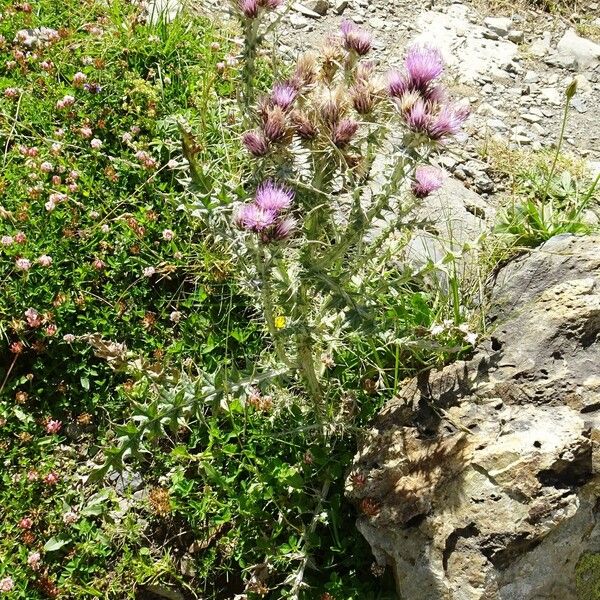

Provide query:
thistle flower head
left=291, top=110, right=318, bottom=140
left=396, top=89, right=422, bottom=114
left=235, top=203, right=276, bottom=232
left=239, top=0, right=259, bottom=17
left=319, top=87, right=346, bottom=126
left=340, top=20, right=372, bottom=56
left=242, top=130, right=269, bottom=156
left=332, top=118, right=359, bottom=148
left=387, top=69, right=408, bottom=98
left=426, top=102, right=470, bottom=141
left=355, top=60, right=375, bottom=82
left=272, top=216, right=297, bottom=241
left=292, top=52, right=318, bottom=88
left=405, top=45, right=444, bottom=91
left=412, top=165, right=445, bottom=197
left=255, top=180, right=294, bottom=214
left=350, top=80, right=375, bottom=115
left=271, top=81, right=297, bottom=111
left=405, top=98, right=430, bottom=131
left=262, top=106, right=288, bottom=142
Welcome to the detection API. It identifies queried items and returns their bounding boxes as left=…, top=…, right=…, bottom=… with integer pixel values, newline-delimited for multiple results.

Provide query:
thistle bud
left=291, top=111, right=318, bottom=140
left=262, top=106, right=287, bottom=142
left=332, top=118, right=359, bottom=148
left=242, top=130, right=269, bottom=157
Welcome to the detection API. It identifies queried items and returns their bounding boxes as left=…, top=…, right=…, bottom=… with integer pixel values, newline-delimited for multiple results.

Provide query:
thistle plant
left=229, top=0, right=287, bottom=110
left=232, top=19, right=469, bottom=414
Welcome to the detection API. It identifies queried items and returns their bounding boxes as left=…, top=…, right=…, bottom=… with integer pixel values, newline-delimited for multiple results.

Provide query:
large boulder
left=347, top=234, right=600, bottom=600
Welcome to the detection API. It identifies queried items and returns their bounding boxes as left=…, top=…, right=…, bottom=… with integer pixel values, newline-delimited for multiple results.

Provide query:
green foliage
left=495, top=169, right=599, bottom=247
left=576, top=553, right=600, bottom=600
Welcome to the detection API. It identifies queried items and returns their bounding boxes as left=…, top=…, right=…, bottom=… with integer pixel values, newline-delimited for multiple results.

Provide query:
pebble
left=334, top=0, right=348, bottom=14
left=539, top=87, right=561, bottom=105
left=484, top=16, right=512, bottom=38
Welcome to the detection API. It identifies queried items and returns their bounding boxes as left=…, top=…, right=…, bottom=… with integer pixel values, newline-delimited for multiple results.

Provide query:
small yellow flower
left=274, top=316, right=286, bottom=329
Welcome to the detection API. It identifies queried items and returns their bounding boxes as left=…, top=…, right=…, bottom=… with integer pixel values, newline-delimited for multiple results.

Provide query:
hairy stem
left=256, top=247, right=290, bottom=367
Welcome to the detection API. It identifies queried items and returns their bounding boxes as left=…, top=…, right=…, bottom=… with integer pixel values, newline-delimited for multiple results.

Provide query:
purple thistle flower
left=426, top=102, right=470, bottom=141
left=340, top=20, right=372, bottom=56
left=242, top=130, right=269, bottom=157
left=235, top=203, right=276, bottom=232
left=271, top=82, right=297, bottom=111
left=405, top=99, right=430, bottom=132
left=255, top=180, right=294, bottom=214
left=405, top=45, right=444, bottom=92
left=425, top=84, right=447, bottom=104
left=412, top=166, right=445, bottom=198
left=273, top=216, right=297, bottom=241
left=240, top=0, right=259, bottom=18
left=387, top=69, right=408, bottom=98
left=332, top=118, right=359, bottom=148
left=340, top=19, right=356, bottom=36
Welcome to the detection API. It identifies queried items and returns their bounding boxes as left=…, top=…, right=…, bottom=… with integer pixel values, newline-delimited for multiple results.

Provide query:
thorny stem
left=241, top=18, right=261, bottom=113
left=256, top=245, right=290, bottom=367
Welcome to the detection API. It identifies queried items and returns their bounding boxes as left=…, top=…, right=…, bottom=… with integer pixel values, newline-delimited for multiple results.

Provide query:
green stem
left=256, top=247, right=290, bottom=367
left=541, top=92, right=572, bottom=202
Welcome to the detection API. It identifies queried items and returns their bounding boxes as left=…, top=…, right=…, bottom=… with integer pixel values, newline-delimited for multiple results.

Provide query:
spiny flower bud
left=262, top=106, right=287, bottom=142
left=242, top=130, right=269, bottom=156
left=340, top=20, right=372, bottom=56
left=318, top=87, right=346, bottom=126
left=332, top=118, right=358, bottom=148
left=239, top=0, right=259, bottom=18
left=292, top=52, right=318, bottom=88
left=291, top=110, right=318, bottom=140
left=350, top=80, right=376, bottom=115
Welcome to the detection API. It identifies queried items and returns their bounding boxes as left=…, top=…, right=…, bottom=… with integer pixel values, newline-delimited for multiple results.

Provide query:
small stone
left=484, top=16, right=512, bottom=38
left=512, top=134, right=532, bottom=144
left=368, top=16, right=386, bottom=30
left=548, top=29, right=600, bottom=71
left=333, top=0, right=348, bottom=14
left=523, top=70, right=540, bottom=83
left=292, top=2, right=323, bottom=18
left=289, top=12, right=310, bottom=28
left=530, top=31, right=552, bottom=57
left=522, top=113, right=541, bottom=123
left=573, top=74, right=593, bottom=93
left=539, top=87, right=561, bottom=105
left=508, top=30, right=524, bottom=44
left=304, top=0, right=329, bottom=15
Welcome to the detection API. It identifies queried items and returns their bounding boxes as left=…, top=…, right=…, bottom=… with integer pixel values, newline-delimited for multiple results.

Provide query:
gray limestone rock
left=546, top=29, right=600, bottom=71
left=348, top=234, right=600, bottom=600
